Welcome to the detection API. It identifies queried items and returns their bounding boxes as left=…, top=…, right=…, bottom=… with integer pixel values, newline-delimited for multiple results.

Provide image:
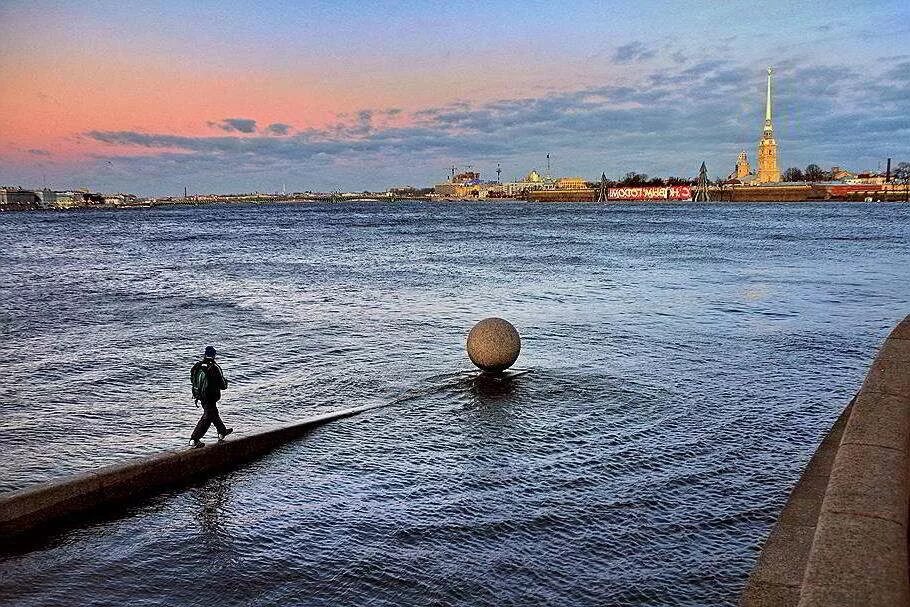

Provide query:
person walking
left=189, top=345, right=233, bottom=448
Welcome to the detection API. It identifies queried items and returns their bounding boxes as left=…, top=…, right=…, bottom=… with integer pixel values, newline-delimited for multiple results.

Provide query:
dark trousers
left=191, top=401, right=227, bottom=440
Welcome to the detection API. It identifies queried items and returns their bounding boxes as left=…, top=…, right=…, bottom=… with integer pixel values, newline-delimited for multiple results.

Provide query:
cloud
left=814, top=19, right=847, bottom=33
left=209, top=118, right=258, bottom=133
left=613, top=41, right=656, bottom=64
left=27, top=149, right=51, bottom=156
left=884, top=61, right=910, bottom=82
left=80, top=57, right=910, bottom=194
left=266, top=123, right=292, bottom=135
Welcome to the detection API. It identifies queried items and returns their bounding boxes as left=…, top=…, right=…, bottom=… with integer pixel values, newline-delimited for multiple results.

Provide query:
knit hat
left=204, top=345, right=217, bottom=358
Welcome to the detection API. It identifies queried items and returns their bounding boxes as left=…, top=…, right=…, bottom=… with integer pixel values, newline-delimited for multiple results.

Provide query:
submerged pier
left=0, top=403, right=381, bottom=541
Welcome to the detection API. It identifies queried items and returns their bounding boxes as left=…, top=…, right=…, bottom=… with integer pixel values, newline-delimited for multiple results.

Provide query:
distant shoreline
left=1, top=197, right=906, bottom=214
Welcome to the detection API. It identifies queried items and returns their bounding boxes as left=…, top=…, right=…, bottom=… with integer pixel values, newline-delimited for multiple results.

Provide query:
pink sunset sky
left=1, top=0, right=908, bottom=195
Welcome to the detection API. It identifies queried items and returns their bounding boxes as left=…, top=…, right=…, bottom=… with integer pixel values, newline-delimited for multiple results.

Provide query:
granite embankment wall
left=717, top=184, right=909, bottom=202
left=526, top=189, right=596, bottom=202
left=0, top=403, right=380, bottom=540
left=526, top=184, right=908, bottom=202
left=742, top=314, right=910, bottom=606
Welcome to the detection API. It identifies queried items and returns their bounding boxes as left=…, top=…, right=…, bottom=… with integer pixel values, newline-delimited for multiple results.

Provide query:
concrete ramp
left=0, top=403, right=380, bottom=541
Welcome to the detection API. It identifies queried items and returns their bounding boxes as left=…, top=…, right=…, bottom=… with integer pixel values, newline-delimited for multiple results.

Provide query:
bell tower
left=735, top=150, right=751, bottom=179
left=756, top=67, right=781, bottom=183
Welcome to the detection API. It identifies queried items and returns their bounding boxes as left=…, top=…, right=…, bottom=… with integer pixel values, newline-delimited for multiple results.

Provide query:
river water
left=0, top=201, right=908, bottom=606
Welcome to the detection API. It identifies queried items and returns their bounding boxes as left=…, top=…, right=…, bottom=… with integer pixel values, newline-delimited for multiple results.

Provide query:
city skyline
left=1, top=0, right=909, bottom=196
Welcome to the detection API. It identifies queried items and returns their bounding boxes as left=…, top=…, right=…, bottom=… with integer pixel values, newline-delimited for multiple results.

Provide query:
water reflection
left=469, top=370, right=524, bottom=404
left=191, top=475, right=233, bottom=545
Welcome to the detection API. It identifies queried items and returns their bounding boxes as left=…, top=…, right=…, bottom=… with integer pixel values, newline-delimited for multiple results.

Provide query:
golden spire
left=764, top=66, right=773, bottom=136
left=756, top=66, right=780, bottom=183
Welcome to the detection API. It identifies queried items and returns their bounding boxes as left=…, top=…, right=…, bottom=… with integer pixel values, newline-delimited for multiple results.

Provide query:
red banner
left=607, top=186, right=692, bottom=201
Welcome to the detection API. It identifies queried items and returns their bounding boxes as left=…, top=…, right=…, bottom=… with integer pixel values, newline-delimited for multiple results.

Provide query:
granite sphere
left=466, top=318, right=521, bottom=372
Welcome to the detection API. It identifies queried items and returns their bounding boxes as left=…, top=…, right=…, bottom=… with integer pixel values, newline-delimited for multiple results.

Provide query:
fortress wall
left=0, top=403, right=380, bottom=541
left=526, top=189, right=596, bottom=202
left=715, top=184, right=908, bottom=202
left=714, top=185, right=814, bottom=202
left=741, top=315, right=910, bottom=606
left=525, top=184, right=904, bottom=203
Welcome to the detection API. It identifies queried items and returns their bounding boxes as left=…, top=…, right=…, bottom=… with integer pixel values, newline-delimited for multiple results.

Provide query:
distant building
left=830, top=166, right=855, bottom=181
left=846, top=172, right=887, bottom=185
left=52, top=191, right=81, bottom=208
left=455, top=171, right=480, bottom=182
left=735, top=151, right=751, bottom=179
left=501, top=170, right=557, bottom=197
left=434, top=167, right=582, bottom=199
left=434, top=170, right=499, bottom=198
left=80, top=190, right=105, bottom=205
left=0, top=187, right=40, bottom=208
left=727, top=150, right=757, bottom=183
left=756, top=67, right=781, bottom=183
left=38, top=188, right=57, bottom=208
left=555, top=177, right=588, bottom=190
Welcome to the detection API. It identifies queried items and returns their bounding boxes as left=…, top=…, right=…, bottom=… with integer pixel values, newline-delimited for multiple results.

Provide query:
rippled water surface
left=1, top=202, right=908, bottom=606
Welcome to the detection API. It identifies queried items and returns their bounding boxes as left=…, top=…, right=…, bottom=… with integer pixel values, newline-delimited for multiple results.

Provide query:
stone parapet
left=740, top=400, right=853, bottom=606
left=742, top=315, right=910, bottom=606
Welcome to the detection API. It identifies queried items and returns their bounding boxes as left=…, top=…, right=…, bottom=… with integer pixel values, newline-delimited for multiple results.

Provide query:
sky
left=1, top=0, right=909, bottom=196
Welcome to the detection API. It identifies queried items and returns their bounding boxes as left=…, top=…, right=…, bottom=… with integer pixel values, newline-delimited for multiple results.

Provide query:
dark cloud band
left=84, top=58, right=910, bottom=193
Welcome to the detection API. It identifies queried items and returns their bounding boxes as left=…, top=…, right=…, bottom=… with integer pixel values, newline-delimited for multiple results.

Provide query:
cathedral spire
left=764, top=66, right=774, bottom=135
left=757, top=66, right=780, bottom=183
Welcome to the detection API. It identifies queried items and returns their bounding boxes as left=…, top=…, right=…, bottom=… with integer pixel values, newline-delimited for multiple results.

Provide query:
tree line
left=601, top=172, right=695, bottom=187
left=783, top=161, right=910, bottom=183
left=782, top=164, right=830, bottom=182
left=601, top=161, right=910, bottom=186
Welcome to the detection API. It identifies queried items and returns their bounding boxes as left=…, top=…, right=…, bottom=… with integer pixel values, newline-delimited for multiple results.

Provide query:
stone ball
left=466, top=317, right=521, bottom=372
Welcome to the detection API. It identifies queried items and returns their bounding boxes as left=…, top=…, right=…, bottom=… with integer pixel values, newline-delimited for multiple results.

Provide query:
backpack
left=191, top=361, right=212, bottom=401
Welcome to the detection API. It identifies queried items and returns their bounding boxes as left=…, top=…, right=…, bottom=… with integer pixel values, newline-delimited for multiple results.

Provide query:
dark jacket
left=190, top=356, right=228, bottom=403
